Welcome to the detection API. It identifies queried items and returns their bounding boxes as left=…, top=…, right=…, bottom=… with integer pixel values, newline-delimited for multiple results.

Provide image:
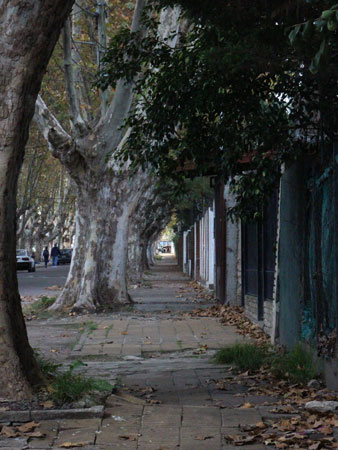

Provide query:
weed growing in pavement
left=176, top=340, right=183, bottom=349
left=24, top=296, right=56, bottom=318
left=215, top=342, right=322, bottom=385
left=49, top=361, right=113, bottom=405
left=84, top=320, right=98, bottom=335
left=214, top=343, right=269, bottom=372
left=105, top=324, right=113, bottom=337
left=124, top=305, right=133, bottom=312
left=271, top=343, right=322, bottom=384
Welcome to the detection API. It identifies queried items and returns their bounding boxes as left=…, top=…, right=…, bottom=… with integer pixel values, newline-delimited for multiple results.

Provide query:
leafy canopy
left=97, top=0, right=338, bottom=218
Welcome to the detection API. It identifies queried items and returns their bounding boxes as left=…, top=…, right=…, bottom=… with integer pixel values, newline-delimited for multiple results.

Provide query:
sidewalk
left=3, top=257, right=280, bottom=449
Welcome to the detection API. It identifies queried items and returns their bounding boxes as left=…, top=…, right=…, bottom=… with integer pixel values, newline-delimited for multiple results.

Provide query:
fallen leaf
left=28, top=431, right=45, bottom=438
left=239, top=402, right=255, bottom=409
left=308, top=443, right=321, bottom=450
left=41, top=400, right=54, bottom=409
left=319, top=425, right=333, bottom=435
left=121, top=331, right=128, bottom=335
left=194, top=435, right=214, bottom=440
left=0, top=426, right=20, bottom=438
left=119, top=433, right=139, bottom=441
left=59, top=442, right=86, bottom=448
left=224, top=434, right=256, bottom=445
left=18, top=421, right=40, bottom=433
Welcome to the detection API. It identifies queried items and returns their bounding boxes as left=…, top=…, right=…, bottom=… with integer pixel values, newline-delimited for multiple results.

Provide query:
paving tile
left=180, top=426, right=221, bottom=444
left=96, top=424, right=141, bottom=444
left=136, top=445, right=178, bottom=450
left=221, top=408, right=262, bottom=427
left=182, top=406, right=221, bottom=427
left=54, top=428, right=96, bottom=446
left=0, top=438, right=29, bottom=448
left=58, top=418, right=101, bottom=430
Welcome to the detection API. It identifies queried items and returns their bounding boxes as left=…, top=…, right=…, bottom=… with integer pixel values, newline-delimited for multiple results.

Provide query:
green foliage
left=25, top=296, right=56, bottom=317
left=50, top=360, right=113, bottom=405
left=214, top=343, right=269, bottom=372
left=214, top=342, right=322, bottom=384
left=83, top=321, right=98, bottom=335
left=271, top=343, right=322, bottom=384
left=105, top=324, right=113, bottom=337
left=97, top=0, right=337, bottom=219
left=287, top=1, right=338, bottom=73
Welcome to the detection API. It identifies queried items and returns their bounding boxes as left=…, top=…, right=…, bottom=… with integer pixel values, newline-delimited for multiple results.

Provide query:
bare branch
left=62, top=16, right=87, bottom=135
left=96, top=0, right=147, bottom=158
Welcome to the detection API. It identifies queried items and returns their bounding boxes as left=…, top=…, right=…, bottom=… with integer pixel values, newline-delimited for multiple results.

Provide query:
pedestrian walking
left=51, top=243, right=61, bottom=266
left=42, top=246, right=49, bottom=268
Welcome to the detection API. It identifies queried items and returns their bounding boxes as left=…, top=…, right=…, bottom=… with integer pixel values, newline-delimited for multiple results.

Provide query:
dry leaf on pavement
left=239, top=402, right=255, bottom=409
left=17, top=421, right=40, bottom=433
left=59, top=442, right=86, bottom=448
left=28, top=431, right=45, bottom=438
left=119, top=433, right=140, bottom=441
left=0, top=426, right=20, bottom=438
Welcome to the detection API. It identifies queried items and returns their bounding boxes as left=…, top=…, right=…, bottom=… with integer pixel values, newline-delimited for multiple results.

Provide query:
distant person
left=42, top=246, right=49, bottom=268
left=51, top=243, right=61, bottom=266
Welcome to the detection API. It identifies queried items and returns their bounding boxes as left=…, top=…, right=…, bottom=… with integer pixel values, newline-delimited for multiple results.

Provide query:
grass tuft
left=214, top=342, right=322, bottom=384
left=36, top=356, right=113, bottom=406
left=271, top=343, right=321, bottom=384
left=214, top=343, right=268, bottom=372
left=83, top=320, right=98, bottom=335
left=25, top=296, right=56, bottom=317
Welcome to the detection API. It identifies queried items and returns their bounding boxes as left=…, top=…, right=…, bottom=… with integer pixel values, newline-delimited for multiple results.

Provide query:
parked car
left=57, top=249, right=72, bottom=265
left=16, top=249, right=36, bottom=272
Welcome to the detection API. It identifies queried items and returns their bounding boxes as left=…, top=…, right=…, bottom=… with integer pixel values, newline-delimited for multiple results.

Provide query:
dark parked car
left=57, top=249, right=72, bottom=265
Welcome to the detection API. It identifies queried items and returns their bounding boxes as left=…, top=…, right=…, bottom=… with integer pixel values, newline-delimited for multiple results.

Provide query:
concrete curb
left=0, top=405, right=104, bottom=423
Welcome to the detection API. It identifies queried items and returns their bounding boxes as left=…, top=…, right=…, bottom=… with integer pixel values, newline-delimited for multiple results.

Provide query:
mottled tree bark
left=0, top=0, right=74, bottom=400
left=34, top=0, right=153, bottom=310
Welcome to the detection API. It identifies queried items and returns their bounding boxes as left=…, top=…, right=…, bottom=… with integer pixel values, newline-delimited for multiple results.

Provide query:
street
left=17, top=264, right=69, bottom=298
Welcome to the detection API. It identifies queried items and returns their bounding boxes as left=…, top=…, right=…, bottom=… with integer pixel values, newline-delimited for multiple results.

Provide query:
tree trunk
left=0, top=0, right=74, bottom=399
left=51, top=171, right=145, bottom=310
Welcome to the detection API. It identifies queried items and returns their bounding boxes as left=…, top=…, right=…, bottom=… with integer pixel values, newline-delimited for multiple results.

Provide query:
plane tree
left=33, top=1, right=185, bottom=311
left=0, top=0, right=74, bottom=400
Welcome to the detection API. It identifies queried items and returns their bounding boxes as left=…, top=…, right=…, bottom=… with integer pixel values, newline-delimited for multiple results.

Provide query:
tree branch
left=96, top=0, right=147, bottom=158
left=34, top=95, right=71, bottom=152
left=62, top=15, right=87, bottom=135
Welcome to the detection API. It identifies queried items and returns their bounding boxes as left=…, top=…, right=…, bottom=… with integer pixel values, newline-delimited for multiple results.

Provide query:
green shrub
left=214, top=343, right=269, bottom=372
left=272, top=343, right=321, bottom=384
